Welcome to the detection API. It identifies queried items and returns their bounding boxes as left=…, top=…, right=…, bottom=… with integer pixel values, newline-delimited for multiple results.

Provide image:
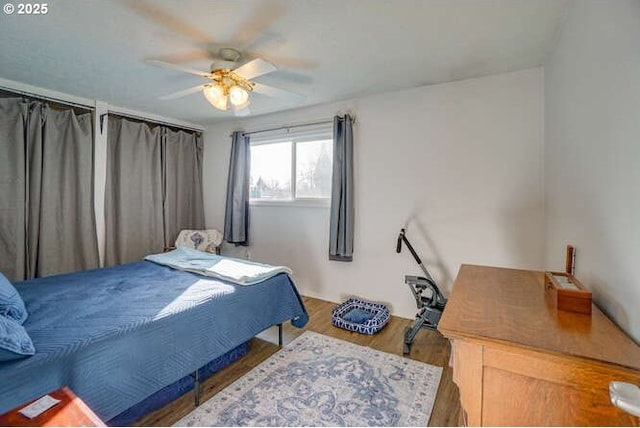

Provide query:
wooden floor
left=135, top=296, right=460, bottom=427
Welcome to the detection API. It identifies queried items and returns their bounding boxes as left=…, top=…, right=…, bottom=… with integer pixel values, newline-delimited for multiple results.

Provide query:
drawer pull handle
left=610, top=381, right=640, bottom=417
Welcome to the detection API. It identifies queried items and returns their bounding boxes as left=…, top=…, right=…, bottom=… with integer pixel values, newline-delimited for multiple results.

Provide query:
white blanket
left=145, top=247, right=292, bottom=286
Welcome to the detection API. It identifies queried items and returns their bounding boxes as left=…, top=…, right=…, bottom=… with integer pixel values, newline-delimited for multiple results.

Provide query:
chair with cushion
left=171, top=229, right=224, bottom=255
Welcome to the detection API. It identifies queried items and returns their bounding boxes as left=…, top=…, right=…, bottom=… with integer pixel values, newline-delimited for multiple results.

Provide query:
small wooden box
left=545, top=271, right=592, bottom=315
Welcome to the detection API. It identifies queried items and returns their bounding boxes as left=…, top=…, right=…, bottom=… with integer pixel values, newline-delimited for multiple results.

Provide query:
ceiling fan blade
left=123, top=0, right=212, bottom=45
left=232, top=2, right=285, bottom=52
left=159, top=84, right=206, bottom=100
left=233, top=105, right=251, bottom=117
left=252, top=82, right=305, bottom=103
left=152, top=49, right=213, bottom=65
left=233, top=58, right=277, bottom=80
left=146, top=59, right=211, bottom=78
left=246, top=50, right=317, bottom=71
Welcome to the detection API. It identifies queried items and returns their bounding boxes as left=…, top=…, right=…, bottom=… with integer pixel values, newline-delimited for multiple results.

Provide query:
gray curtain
left=105, top=117, right=205, bottom=265
left=224, top=131, right=250, bottom=245
left=0, top=97, right=99, bottom=281
left=329, top=114, right=355, bottom=262
left=105, top=117, right=164, bottom=265
left=0, top=98, right=27, bottom=281
left=162, top=128, right=205, bottom=247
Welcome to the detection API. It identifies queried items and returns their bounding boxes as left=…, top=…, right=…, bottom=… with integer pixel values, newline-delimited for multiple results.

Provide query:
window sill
left=250, top=199, right=330, bottom=208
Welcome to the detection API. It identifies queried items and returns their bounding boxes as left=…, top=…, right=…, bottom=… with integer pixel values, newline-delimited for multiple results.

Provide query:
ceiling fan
left=147, top=48, right=304, bottom=116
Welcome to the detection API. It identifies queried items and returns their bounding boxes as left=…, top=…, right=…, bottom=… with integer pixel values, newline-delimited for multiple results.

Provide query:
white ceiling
left=0, top=0, right=567, bottom=124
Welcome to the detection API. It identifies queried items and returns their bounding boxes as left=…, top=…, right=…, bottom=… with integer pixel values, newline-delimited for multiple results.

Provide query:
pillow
left=174, top=229, right=224, bottom=254
left=0, top=272, right=28, bottom=324
left=0, top=316, right=35, bottom=361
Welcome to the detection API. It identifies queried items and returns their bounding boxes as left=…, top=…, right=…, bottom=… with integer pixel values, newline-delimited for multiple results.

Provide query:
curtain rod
left=103, top=111, right=204, bottom=134
left=0, top=86, right=94, bottom=111
left=232, top=115, right=356, bottom=138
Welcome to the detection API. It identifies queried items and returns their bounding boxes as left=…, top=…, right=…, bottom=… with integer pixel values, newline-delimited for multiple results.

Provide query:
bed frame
left=190, top=323, right=283, bottom=407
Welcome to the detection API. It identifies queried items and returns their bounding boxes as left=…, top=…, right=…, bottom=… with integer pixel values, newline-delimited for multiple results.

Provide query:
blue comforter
left=0, top=261, right=307, bottom=420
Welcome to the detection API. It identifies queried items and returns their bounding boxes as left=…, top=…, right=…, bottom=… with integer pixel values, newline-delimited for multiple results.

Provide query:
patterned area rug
left=174, top=331, right=442, bottom=427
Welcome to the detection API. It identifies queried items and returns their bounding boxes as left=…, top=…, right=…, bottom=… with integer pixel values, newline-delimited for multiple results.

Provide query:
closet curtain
left=105, top=117, right=164, bottom=265
left=162, top=129, right=205, bottom=248
left=329, top=114, right=355, bottom=262
left=105, top=117, right=204, bottom=265
left=0, top=97, right=99, bottom=281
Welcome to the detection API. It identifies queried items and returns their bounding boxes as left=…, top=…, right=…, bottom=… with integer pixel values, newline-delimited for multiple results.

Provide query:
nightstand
left=0, top=387, right=105, bottom=427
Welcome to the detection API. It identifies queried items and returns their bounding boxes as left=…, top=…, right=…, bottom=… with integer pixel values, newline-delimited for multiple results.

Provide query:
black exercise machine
left=396, top=228, right=447, bottom=354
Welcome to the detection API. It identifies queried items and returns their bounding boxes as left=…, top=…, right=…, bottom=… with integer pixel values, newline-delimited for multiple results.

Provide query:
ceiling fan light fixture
left=229, top=85, right=249, bottom=106
left=149, top=57, right=300, bottom=117
left=203, top=84, right=228, bottom=111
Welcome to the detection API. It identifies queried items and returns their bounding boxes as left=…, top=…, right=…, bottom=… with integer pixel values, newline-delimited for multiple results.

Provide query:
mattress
left=0, top=261, right=307, bottom=420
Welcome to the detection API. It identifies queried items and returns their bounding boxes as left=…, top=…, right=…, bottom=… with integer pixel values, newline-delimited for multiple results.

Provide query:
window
left=250, top=142, right=292, bottom=200
left=250, top=132, right=333, bottom=203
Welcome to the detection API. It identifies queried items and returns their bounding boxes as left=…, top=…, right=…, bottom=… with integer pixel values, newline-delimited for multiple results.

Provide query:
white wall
left=544, top=0, right=640, bottom=340
left=204, top=68, right=545, bottom=319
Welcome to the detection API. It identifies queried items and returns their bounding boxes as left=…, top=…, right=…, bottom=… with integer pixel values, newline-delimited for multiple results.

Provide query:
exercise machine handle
left=396, top=228, right=423, bottom=266
left=396, top=229, right=405, bottom=253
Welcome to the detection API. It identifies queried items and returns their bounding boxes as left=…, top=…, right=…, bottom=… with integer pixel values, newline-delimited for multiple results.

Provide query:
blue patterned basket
left=331, top=297, right=390, bottom=335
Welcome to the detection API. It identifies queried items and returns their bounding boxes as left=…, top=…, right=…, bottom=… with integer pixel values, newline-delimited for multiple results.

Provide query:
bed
left=0, top=258, right=308, bottom=422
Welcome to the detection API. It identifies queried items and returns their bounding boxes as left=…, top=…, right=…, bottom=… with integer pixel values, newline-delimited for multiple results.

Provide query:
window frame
left=249, top=129, right=333, bottom=207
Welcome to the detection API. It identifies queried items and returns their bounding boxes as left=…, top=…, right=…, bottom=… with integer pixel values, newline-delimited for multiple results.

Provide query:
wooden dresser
left=438, top=264, right=640, bottom=426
